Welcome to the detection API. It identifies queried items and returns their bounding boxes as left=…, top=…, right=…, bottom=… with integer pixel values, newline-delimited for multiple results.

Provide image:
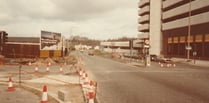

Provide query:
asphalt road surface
left=77, top=51, right=209, bottom=103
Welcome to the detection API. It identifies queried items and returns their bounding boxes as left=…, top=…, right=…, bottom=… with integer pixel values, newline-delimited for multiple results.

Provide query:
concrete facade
left=138, top=0, right=162, bottom=56
left=149, top=0, right=162, bottom=56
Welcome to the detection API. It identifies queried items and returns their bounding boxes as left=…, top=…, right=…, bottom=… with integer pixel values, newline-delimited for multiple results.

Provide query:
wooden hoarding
left=40, top=50, right=49, bottom=58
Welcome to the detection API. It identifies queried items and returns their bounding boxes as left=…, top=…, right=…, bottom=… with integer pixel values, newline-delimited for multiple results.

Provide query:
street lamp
left=186, top=0, right=192, bottom=61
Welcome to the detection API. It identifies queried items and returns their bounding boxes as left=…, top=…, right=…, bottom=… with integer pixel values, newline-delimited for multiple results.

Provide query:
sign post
left=144, top=39, right=150, bottom=67
left=19, top=65, right=22, bottom=86
left=193, top=51, right=197, bottom=64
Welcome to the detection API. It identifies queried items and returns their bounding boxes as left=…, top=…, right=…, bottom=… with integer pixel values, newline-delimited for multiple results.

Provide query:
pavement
left=125, top=57, right=209, bottom=69
left=23, top=74, right=84, bottom=103
left=0, top=65, right=85, bottom=103
left=172, top=58, right=209, bottom=68
left=0, top=85, right=39, bottom=103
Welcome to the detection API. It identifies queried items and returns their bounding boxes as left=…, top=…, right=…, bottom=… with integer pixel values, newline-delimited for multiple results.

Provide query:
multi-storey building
left=138, top=0, right=209, bottom=60
left=162, top=0, right=209, bottom=60
left=138, top=0, right=162, bottom=57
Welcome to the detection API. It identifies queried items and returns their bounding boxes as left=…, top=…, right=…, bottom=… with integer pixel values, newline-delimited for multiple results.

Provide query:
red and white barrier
left=88, top=80, right=95, bottom=103
left=7, top=77, right=15, bottom=91
left=78, top=66, right=97, bottom=103
left=80, top=69, right=86, bottom=85
left=40, top=85, right=48, bottom=103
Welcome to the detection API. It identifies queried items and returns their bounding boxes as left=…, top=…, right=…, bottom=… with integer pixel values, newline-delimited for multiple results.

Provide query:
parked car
left=159, top=58, right=176, bottom=67
left=88, top=50, right=94, bottom=56
left=150, top=55, right=157, bottom=61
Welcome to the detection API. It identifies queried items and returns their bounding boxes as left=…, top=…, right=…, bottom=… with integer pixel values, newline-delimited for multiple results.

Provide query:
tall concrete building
left=138, top=0, right=209, bottom=60
left=138, top=0, right=162, bottom=57
left=162, top=0, right=209, bottom=60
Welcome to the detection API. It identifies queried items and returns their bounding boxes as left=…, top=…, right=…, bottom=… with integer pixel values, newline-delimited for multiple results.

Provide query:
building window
left=180, top=36, right=185, bottom=43
left=173, top=37, right=178, bottom=43
left=187, top=35, right=194, bottom=43
left=195, top=34, right=203, bottom=42
left=205, top=34, right=209, bottom=42
left=168, top=37, right=172, bottom=44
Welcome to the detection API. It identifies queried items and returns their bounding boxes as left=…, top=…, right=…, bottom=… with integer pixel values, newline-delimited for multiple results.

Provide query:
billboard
left=41, top=30, right=62, bottom=50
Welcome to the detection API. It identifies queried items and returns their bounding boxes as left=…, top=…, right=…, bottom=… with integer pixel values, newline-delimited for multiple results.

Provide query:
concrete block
left=58, top=90, right=69, bottom=101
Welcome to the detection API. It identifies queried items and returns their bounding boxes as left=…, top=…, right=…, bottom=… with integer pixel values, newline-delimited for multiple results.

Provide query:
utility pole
left=129, top=39, right=133, bottom=63
left=187, top=0, right=192, bottom=61
left=19, top=65, right=22, bottom=86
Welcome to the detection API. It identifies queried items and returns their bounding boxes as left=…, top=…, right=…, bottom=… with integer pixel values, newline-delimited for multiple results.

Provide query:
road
left=77, top=51, right=209, bottom=103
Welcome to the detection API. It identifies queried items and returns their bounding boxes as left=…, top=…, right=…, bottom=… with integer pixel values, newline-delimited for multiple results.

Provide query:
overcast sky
left=0, top=0, right=139, bottom=40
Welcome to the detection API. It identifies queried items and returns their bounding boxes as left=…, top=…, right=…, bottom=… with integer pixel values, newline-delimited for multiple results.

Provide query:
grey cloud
left=0, top=0, right=138, bottom=40
left=1, top=0, right=136, bottom=22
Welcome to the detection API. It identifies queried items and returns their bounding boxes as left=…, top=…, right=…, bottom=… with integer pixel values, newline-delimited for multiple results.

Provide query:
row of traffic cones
left=6, top=77, right=49, bottom=103
left=159, top=62, right=176, bottom=68
left=34, top=65, right=64, bottom=73
left=78, top=66, right=97, bottom=103
left=29, top=62, right=52, bottom=66
left=29, top=61, right=67, bottom=67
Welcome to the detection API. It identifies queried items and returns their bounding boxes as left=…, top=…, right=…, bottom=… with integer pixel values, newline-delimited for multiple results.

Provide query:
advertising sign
left=41, top=31, right=61, bottom=50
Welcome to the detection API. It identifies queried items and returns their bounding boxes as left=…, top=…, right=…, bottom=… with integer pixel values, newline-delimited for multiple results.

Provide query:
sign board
left=185, top=46, right=192, bottom=50
left=193, top=51, right=197, bottom=56
left=145, top=39, right=149, bottom=45
left=144, top=44, right=150, bottom=48
left=41, top=31, right=61, bottom=50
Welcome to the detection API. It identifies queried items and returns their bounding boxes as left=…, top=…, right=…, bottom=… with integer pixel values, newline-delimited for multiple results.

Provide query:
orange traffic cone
left=83, top=73, right=89, bottom=85
left=46, top=66, right=50, bottom=72
left=173, top=64, right=176, bottom=67
left=35, top=65, right=39, bottom=73
left=40, top=85, right=48, bottom=103
left=47, top=62, right=51, bottom=66
left=160, top=64, right=164, bottom=68
left=59, top=66, right=63, bottom=73
left=28, top=61, right=32, bottom=66
left=7, top=77, right=15, bottom=91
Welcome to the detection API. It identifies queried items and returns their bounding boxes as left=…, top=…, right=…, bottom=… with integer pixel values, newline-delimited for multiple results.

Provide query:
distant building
left=100, top=40, right=142, bottom=57
left=138, top=0, right=209, bottom=60
left=3, top=37, right=40, bottom=58
left=2, top=36, right=64, bottom=58
left=162, top=0, right=209, bottom=60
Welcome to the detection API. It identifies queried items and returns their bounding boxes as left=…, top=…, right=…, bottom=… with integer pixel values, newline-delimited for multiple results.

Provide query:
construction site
left=0, top=31, right=98, bottom=103
left=0, top=53, right=98, bottom=103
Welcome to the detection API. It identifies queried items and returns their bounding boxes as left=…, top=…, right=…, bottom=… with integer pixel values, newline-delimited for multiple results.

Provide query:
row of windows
left=167, top=42, right=209, bottom=58
left=162, top=0, right=209, bottom=23
left=167, top=34, right=209, bottom=44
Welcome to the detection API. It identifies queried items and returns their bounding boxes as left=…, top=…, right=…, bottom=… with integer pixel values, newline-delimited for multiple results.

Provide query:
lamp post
left=187, top=0, right=192, bottom=61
